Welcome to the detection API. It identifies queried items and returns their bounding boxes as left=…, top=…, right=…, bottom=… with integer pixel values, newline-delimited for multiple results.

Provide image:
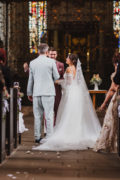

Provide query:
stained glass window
left=29, top=1, right=47, bottom=53
left=113, top=1, right=120, bottom=50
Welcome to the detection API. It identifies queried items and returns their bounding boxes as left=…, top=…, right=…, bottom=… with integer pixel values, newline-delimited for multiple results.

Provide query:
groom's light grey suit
left=27, top=55, right=60, bottom=140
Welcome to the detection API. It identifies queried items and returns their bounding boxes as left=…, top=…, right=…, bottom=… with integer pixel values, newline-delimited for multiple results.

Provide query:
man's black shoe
left=35, top=138, right=42, bottom=143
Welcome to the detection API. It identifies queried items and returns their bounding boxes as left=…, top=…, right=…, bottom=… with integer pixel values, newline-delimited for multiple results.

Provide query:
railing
left=0, top=87, right=21, bottom=163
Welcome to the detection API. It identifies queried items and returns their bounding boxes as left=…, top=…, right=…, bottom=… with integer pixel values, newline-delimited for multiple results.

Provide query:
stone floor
left=0, top=106, right=120, bottom=180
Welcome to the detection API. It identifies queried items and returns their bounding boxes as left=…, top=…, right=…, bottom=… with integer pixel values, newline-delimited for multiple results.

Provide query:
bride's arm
left=55, top=67, right=74, bottom=85
left=55, top=79, right=64, bottom=84
left=55, top=68, right=69, bottom=84
left=99, top=82, right=118, bottom=110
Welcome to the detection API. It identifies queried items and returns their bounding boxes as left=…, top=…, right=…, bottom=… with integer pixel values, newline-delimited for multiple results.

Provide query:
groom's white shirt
left=27, top=55, right=60, bottom=96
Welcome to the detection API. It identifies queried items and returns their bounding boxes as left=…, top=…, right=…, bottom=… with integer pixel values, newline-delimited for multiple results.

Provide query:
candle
left=86, top=51, right=90, bottom=72
left=87, top=51, right=90, bottom=61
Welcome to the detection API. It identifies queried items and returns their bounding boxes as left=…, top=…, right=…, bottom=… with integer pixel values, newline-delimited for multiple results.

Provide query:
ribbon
left=3, top=99, right=9, bottom=116
left=17, top=97, right=22, bottom=111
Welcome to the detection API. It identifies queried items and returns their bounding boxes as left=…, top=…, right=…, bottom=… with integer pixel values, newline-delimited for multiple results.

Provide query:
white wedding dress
left=33, top=60, right=101, bottom=151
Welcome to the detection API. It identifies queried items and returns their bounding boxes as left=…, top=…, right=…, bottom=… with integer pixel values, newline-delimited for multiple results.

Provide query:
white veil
left=74, top=59, right=100, bottom=122
left=75, top=59, right=89, bottom=95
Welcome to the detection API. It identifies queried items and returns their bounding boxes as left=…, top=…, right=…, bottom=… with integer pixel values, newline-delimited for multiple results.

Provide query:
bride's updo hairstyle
left=68, top=53, right=78, bottom=67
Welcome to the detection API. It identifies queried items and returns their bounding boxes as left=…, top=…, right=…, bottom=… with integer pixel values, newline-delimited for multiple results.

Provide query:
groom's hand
left=28, top=95, right=33, bottom=102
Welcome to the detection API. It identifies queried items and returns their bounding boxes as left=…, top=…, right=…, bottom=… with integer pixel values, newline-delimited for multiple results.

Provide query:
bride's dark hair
left=68, top=53, right=78, bottom=67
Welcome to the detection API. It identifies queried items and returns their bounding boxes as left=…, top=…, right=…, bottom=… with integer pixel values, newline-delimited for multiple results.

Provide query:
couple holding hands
left=27, top=43, right=101, bottom=151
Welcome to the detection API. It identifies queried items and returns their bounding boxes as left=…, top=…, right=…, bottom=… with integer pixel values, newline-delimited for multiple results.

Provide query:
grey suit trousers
left=33, top=96, right=55, bottom=140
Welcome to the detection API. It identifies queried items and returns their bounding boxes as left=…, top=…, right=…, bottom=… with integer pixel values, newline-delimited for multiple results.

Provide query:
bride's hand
left=55, top=79, right=64, bottom=85
left=55, top=80, right=59, bottom=84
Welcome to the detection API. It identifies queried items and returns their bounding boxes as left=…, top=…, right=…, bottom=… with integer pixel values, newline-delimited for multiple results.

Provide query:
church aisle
left=0, top=106, right=120, bottom=180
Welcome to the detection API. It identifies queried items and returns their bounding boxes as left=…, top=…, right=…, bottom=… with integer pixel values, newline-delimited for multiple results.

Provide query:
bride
left=33, top=54, right=101, bottom=151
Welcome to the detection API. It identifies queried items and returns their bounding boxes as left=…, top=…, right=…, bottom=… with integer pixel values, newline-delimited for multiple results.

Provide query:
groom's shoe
left=35, top=138, right=42, bottom=143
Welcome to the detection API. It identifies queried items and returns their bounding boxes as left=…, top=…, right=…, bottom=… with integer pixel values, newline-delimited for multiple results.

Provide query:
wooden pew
left=13, top=88, right=19, bottom=148
left=6, top=88, right=14, bottom=155
left=0, top=86, right=22, bottom=163
left=0, top=91, right=6, bottom=163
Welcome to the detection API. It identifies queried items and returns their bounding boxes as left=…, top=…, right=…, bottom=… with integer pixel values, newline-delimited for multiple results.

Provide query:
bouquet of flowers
left=18, top=91, right=24, bottom=98
left=90, top=74, right=102, bottom=86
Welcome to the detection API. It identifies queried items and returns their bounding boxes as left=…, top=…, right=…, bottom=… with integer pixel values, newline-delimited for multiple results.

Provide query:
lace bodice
left=58, top=72, right=73, bottom=86
left=57, top=72, right=74, bottom=92
left=64, top=72, right=74, bottom=85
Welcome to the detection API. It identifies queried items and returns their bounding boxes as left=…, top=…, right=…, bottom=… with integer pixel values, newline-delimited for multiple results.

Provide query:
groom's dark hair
left=38, top=43, right=49, bottom=54
left=48, top=47, right=56, bottom=52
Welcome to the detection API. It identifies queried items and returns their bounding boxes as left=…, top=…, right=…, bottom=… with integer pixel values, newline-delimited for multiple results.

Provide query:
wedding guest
left=99, top=60, right=118, bottom=111
left=113, top=60, right=120, bottom=85
left=0, top=68, right=9, bottom=99
left=23, top=62, right=29, bottom=74
left=0, top=52, right=12, bottom=91
left=0, top=40, right=6, bottom=65
left=0, top=69, right=5, bottom=91
left=48, top=47, right=64, bottom=124
left=94, top=53, right=120, bottom=153
left=112, top=48, right=120, bottom=65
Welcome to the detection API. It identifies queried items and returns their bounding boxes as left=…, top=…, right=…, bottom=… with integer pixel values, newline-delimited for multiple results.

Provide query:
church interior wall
left=0, top=0, right=117, bottom=105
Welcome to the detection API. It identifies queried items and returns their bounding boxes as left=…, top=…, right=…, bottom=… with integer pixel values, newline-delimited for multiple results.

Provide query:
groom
left=48, top=47, right=64, bottom=124
left=27, top=43, right=60, bottom=143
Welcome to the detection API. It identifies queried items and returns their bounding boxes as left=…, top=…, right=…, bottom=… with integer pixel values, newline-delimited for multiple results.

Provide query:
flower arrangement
left=90, top=74, right=102, bottom=85
left=18, top=91, right=24, bottom=98
left=90, top=74, right=102, bottom=90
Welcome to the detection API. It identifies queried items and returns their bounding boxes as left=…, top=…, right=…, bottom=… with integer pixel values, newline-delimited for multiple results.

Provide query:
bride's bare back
left=66, top=65, right=76, bottom=78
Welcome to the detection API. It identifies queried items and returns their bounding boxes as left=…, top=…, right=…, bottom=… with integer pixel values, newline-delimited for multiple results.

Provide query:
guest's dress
left=94, top=73, right=118, bottom=153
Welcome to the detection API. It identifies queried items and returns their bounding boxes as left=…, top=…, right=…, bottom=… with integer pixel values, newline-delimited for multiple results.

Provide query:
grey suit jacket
left=27, top=55, right=60, bottom=96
